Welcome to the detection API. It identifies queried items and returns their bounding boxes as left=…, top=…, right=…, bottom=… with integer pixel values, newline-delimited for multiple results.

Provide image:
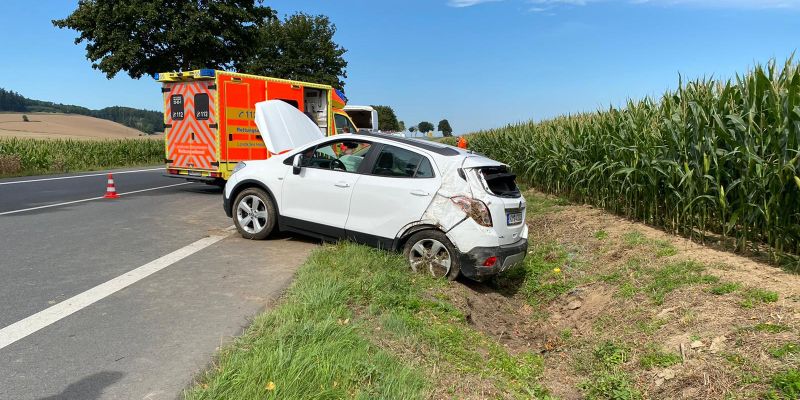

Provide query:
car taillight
left=450, top=196, right=492, bottom=227
left=482, top=256, right=497, bottom=267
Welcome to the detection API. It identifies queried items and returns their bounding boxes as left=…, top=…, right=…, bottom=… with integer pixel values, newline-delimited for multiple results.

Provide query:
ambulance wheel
left=403, top=230, right=460, bottom=280
left=233, top=188, right=276, bottom=240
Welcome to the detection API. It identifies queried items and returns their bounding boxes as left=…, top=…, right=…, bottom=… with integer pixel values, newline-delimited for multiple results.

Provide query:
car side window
left=371, top=145, right=434, bottom=178
left=301, top=140, right=371, bottom=172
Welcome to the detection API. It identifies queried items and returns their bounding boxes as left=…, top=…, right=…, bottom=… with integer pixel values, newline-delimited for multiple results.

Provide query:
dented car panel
left=224, top=129, right=528, bottom=281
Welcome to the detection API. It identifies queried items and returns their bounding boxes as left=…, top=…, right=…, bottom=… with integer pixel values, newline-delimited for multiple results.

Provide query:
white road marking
left=0, top=167, right=165, bottom=186
left=0, top=182, right=191, bottom=216
left=0, top=227, right=236, bottom=350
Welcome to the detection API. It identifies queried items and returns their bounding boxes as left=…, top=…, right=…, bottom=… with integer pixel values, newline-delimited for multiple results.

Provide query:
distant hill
left=0, top=88, right=162, bottom=134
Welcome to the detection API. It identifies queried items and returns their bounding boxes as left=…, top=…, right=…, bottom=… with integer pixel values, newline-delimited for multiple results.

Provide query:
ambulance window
left=278, top=99, right=299, bottom=109
left=195, top=93, right=209, bottom=120
left=335, top=114, right=355, bottom=134
left=170, top=94, right=184, bottom=121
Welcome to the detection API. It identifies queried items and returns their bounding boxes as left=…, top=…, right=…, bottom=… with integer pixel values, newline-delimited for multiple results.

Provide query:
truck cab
left=343, top=105, right=379, bottom=133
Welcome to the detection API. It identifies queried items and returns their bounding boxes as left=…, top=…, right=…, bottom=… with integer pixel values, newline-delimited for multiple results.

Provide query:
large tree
left=437, top=119, right=453, bottom=137
left=53, top=0, right=275, bottom=79
left=417, top=121, right=434, bottom=134
left=238, top=13, right=348, bottom=89
left=371, top=105, right=400, bottom=132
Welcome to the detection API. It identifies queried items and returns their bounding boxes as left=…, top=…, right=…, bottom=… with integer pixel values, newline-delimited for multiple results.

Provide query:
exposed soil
left=432, top=190, right=800, bottom=399
left=0, top=112, right=160, bottom=139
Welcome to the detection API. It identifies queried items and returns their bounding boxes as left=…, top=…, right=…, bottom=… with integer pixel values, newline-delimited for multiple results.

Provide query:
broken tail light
left=450, top=196, right=493, bottom=227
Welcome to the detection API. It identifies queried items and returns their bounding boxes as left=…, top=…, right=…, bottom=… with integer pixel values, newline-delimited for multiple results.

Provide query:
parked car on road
left=223, top=129, right=528, bottom=281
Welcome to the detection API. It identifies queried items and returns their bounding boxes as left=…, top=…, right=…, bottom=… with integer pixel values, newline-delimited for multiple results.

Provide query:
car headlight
left=232, top=162, right=247, bottom=174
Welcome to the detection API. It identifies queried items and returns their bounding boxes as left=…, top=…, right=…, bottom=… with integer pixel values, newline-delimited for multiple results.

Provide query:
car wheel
left=233, top=188, right=276, bottom=240
left=403, top=230, right=460, bottom=280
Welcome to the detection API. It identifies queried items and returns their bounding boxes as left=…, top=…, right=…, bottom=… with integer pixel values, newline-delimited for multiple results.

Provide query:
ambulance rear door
left=164, top=81, right=217, bottom=171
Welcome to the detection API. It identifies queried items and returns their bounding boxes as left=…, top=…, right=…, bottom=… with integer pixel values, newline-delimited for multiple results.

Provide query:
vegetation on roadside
left=450, top=58, right=800, bottom=269
left=188, top=190, right=799, bottom=399
left=185, top=243, right=551, bottom=399
left=0, top=137, right=162, bottom=177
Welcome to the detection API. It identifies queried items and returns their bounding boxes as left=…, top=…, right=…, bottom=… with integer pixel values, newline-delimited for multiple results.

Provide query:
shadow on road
left=36, top=371, right=123, bottom=400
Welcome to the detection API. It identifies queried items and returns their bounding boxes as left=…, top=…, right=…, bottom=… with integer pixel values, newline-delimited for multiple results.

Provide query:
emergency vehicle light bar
left=155, top=69, right=216, bottom=82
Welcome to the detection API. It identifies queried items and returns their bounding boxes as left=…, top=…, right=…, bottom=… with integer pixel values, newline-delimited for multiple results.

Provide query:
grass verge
left=185, top=242, right=551, bottom=399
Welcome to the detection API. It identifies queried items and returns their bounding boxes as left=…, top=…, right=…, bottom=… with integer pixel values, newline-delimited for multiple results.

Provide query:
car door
left=280, top=138, right=374, bottom=238
left=345, top=143, right=441, bottom=247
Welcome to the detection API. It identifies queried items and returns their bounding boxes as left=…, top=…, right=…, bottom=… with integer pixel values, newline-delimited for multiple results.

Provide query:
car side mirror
left=292, top=154, right=303, bottom=175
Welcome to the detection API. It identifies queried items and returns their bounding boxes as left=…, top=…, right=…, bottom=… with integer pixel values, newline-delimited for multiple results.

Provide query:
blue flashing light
left=334, top=88, right=348, bottom=103
left=198, top=69, right=216, bottom=77
left=153, top=73, right=160, bottom=80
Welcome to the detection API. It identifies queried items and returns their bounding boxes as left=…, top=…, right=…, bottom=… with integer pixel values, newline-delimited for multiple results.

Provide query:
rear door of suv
left=345, top=143, right=440, bottom=248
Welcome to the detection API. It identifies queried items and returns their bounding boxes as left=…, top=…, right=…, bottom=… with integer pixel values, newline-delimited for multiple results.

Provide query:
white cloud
left=448, top=0, right=504, bottom=7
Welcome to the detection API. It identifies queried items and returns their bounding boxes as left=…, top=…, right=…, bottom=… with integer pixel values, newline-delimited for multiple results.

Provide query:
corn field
left=0, top=137, right=163, bottom=176
left=461, top=59, right=800, bottom=267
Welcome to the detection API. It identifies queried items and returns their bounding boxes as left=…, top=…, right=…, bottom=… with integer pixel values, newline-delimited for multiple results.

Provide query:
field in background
left=0, top=136, right=163, bottom=177
left=0, top=112, right=159, bottom=140
left=453, top=59, right=800, bottom=269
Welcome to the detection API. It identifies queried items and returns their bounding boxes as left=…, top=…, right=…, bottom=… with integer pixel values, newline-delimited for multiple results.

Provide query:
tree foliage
left=53, top=0, right=276, bottom=79
left=417, top=121, right=434, bottom=133
left=371, top=105, right=401, bottom=132
left=239, top=13, right=348, bottom=89
left=0, top=89, right=28, bottom=112
left=438, top=119, right=453, bottom=137
left=409, top=126, right=417, bottom=133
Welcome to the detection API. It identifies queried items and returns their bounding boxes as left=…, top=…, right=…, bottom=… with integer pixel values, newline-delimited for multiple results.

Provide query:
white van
left=344, top=105, right=379, bottom=133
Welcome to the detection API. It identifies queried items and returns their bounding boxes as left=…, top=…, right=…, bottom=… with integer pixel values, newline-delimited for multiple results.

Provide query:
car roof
left=352, top=133, right=461, bottom=156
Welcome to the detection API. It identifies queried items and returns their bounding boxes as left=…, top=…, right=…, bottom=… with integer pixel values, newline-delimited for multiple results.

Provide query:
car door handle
left=410, top=190, right=430, bottom=196
left=334, top=181, right=350, bottom=188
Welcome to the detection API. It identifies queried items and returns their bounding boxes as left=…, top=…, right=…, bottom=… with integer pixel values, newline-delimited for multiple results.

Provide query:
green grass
left=622, top=231, right=648, bottom=247
left=710, top=282, right=742, bottom=295
left=492, top=242, right=577, bottom=308
left=578, top=341, right=641, bottom=400
left=740, top=288, right=779, bottom=308
left=639, top=344, right=682, bottom=369
left=765, top=369, right=800, bottom=400
left=185, top=242, right=551, bottom=399
left=644, top=261, right=719, bottom=304
left=769, top=343, right=800, bottom=359
left=594, top=230, right=609, bottom=240
left=0, top=137, right=162, bottom=177
left=743, top=323, right=792, bottom=334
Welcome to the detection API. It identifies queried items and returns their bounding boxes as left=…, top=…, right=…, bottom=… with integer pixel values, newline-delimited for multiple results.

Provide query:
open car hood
left=254, top=100, right=324, bottom=155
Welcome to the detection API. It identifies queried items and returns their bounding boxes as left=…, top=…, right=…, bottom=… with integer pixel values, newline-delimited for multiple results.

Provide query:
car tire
left=403, top=230, right=460, bottom=280
left=232, top=188, right=277, bottom=240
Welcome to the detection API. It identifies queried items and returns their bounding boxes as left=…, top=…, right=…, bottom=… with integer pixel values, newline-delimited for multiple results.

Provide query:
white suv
left=223, top=134, right=528, bottom=281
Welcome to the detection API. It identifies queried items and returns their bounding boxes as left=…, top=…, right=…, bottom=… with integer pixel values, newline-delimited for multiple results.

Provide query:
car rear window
left=371, top=145, right=434, bottom=178
left=480, top=166, right=520, bottom=198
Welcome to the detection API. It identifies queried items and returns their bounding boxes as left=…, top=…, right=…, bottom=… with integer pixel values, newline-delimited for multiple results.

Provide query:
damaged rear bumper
left=457, top=237, right=528, bottom=281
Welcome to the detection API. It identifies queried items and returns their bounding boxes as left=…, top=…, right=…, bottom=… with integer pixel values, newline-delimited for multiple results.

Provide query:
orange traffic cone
left=104, top=173, right=119, bottom=199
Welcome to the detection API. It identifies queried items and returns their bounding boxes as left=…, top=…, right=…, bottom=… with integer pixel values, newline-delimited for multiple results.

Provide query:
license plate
left=506, top=212, right=523, bottom=225
left=188, top=170, right=201, bottom=177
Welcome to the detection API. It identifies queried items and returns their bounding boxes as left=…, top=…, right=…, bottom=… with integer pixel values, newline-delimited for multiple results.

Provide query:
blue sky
left=0, top=1, right=798, bottom=133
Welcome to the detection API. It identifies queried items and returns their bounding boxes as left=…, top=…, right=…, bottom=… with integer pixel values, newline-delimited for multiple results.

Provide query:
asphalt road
left=0, top=167, right=315, bottom=399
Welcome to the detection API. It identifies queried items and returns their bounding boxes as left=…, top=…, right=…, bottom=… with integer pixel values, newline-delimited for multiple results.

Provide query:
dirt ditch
left=433, top=190, right=800, bottom=399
